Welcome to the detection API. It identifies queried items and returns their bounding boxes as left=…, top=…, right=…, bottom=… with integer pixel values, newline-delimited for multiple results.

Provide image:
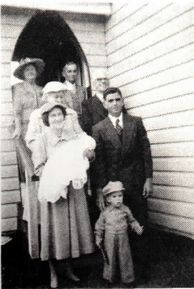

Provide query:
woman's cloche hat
left=102, top=181, right=125, bottom=197
left=41, top=102, right=66, bottom=115
left=14, top=57, right=45, bottom=80
left=42, top=81, right=66, bottom=94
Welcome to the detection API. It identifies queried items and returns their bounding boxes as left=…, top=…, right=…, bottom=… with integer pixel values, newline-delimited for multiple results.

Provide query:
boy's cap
left=43, top=81, right=66, bottom=94
left=102, top=181, right=125, bottom=196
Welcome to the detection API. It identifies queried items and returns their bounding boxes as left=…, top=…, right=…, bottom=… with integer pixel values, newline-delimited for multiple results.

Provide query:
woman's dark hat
left=14, top=58, right=45, bottom=80
left=41, top=102, right=66, bottom=115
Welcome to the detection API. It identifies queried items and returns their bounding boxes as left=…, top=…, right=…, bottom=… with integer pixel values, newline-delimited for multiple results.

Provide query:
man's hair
left=63, top=61, right=77, bottom=69
left=103, top=87, right=122, bottom=100
left=42, top=105, right=66, bottom=127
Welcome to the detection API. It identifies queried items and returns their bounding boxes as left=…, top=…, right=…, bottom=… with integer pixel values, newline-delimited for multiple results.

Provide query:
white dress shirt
left=64, top=80, right=76, bottom=92
left=108, top=113, right=123, bottom=128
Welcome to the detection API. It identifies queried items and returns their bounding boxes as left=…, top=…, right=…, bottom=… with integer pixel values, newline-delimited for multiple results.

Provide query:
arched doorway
left=12, top=10, right=91, bottom=95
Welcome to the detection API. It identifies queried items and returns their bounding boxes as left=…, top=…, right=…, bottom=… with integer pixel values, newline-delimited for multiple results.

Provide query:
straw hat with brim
left=43, top=81, right=66, bottom=94
left=103, top=181, right=125, bottom=197
left=14, top=58, right=45, bottom=80
left=41, top=102, right=66, bottom=116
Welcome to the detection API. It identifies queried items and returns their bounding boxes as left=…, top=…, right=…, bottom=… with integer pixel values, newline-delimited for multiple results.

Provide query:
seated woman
left=32, top=102, right=95, bottom=288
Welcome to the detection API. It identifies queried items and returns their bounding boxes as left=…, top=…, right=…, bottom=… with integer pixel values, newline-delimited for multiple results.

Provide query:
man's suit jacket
left=81, top=95, right=108, bottom=135
left=92, top=113, right=153, bottom=191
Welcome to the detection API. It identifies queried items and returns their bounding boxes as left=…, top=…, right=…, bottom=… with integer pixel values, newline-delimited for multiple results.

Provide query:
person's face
left=104, top=92, right=123, bottom=117
left=23, top=64, right=37, bottom=81
left=107, top=191, right=123, bottom=208
left=62, top=63, right=77, bottom=83
left=46, top=91, right=64, bottom=104
left=48, top=107, right=65, bottom=130
left=94, top=78, right=109, bottom=93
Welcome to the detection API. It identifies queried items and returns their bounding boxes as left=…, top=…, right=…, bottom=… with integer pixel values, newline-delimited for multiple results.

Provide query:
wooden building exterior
left=1, top=1, right=194, bottom=239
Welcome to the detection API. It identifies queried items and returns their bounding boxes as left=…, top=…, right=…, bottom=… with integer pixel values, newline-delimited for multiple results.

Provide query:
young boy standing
left=95, top=181, right=143, bottom=285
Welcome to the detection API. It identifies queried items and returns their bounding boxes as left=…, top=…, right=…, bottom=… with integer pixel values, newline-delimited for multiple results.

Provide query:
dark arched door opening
left=12, top=10, right=91, bottom=95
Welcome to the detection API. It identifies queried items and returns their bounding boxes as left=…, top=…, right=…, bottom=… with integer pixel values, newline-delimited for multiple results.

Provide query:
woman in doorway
left=32, top=102, right=95, bottom=288
left=12, top=58, right=45, bottom=226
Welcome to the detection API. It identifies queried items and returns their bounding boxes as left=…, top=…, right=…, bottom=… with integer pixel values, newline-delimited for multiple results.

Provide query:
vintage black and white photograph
left=1, top=0, right=194, bottom=288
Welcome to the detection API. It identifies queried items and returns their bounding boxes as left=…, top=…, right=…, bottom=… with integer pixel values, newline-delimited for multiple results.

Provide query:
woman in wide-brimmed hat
left=12, top=58, right=45, bottom=243
left=12, top=57, right=45, bottom=175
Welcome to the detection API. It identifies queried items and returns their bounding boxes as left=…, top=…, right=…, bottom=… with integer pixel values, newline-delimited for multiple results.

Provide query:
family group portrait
left=1, top=1, right=194, bottom=288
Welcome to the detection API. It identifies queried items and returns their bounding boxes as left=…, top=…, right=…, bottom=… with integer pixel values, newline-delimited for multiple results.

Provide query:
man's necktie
left=115, top=119, right=122, bottom=136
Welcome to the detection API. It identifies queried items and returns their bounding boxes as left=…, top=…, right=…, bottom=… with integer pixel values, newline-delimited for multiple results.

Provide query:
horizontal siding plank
left=1, top=13, right=105, bottom=33
left=107, top=9, right=193, bottom=56
left=1, top=77, right=12, bottom=90
left=153, top=171, right=194, bottom=187
left=123, top=78, right=193, bottom=107
left=110, top=43, right=194, bottom=85
left=129, top=94, right=194, bottom=118
left=120, top=61, right=194, bottom=100
left=151, top=142, right=194, bottom=157
left=1, top=177, right=20, bottom=192
left=80, top=43, right=106, bottom=56
left=143, top=110, right=194, bottom=131
left=150, top=224, right=194, bottom=240
left=152, top=185, right=194, bottom=203
left=74, top=30, right=105, bottom=44
left=149, top=211, right=194, bottom=235
left=66, top=20, right=105, bottom=33
left=1, top=218, right=18, bottom=232
left=1, top=24, right=23, bottom=39
left=108, top=6, right=193, bottom=66
left=106, top=2, right=147, bottom=32
left=1, top=152, right=17, bottom=165
left=86, top=55, right=107, bottom=68
left=108, top=27, right=193, bottom=77
left=1, top=90, right=12, bottom=103
left=1, top=177, right=20, bottom=191
left=148, top=198, right=194, bottom=219
left=1, top=14, right=29, bottom=26
left=1, top=204, right=18, bottom=218
left=1, top=62, right=11, bottom=77
left=1, top=49, right=13, bottom=63
left=1, top=140, right=16, bottom=152
left=1, top=115, right=14, bottom=127
left=1, top=190, right=21, bottom=204
left=106, top=2, right=173, bottom=44
left=153, top=157, right=194, bottom=172
left=0, top=128, right=14, bottom=140
left=1, top=37, right=18, bottom=50
left=1, top=165, right=19, bottom=178
left=148, top=126, right=194, bottom=144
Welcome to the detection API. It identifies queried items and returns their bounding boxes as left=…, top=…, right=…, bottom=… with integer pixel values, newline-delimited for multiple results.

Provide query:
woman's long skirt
left=40, top=184, right=94, bottom=261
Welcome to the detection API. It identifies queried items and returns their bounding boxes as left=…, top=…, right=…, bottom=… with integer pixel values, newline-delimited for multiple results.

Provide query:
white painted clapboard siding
left=106, top=1, right=194, bottom=238
left=1, top=7, right=107, bottom=233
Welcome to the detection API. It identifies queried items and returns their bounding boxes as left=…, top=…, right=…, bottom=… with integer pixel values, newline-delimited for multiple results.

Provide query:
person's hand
left=96, top=188, right=105, bottom=211
left=131, top=221, right=144, bottom=235
left=34, top=165, right=44, bottom=177
left=12, top=127, right=22, bottom=139
left=83, top=148, right=95, bottom=160
left=95, top=238, right=102, bottom=248
left=142, top=178, right=153, bottom=198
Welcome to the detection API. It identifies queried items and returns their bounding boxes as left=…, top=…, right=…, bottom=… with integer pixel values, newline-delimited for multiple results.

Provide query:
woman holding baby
left=32, top=102, right=95, bottom=288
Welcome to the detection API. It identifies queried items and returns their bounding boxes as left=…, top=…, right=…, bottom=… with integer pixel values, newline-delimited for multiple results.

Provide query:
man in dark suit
left=92, top=87, right=153, bottom=281
left=81, top=70, right=109, bottom=135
